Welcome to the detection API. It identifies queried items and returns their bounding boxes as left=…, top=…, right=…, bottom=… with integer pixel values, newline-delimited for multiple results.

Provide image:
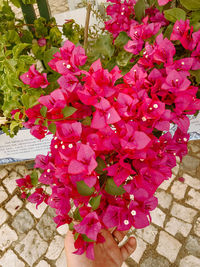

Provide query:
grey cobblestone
left=12, top=209, right=35, bottom=234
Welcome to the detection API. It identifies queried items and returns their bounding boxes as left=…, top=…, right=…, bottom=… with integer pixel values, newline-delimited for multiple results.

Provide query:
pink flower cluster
left=105, top=0, right=168, bottom=38
left=18, top=29, right=200, bottom=258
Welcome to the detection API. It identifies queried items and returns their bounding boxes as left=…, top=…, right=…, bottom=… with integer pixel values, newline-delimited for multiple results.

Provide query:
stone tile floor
left=0, top=141, right=200, bottom=267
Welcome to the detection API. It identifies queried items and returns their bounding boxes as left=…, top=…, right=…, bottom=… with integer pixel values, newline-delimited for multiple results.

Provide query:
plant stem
left=84, top=1, right=92, bottom=51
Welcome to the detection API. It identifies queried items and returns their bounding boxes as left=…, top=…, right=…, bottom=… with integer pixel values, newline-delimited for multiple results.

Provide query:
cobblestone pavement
left=0, top=141, right=200, bottom=267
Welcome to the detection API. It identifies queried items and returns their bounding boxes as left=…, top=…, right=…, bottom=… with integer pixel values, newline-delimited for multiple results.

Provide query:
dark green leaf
left=76, top=181, right=95, bottom=196
left=43, top=47, right=59, bottom=71
left=40, top=106, right=47, bottom=117
left=62, top=106, right=77, bottom=117
left=73, top=207, right=82, bottom=221
left=164, top=24, right=174, bottom=39
left=134, top=0, right=145, bottom=22
left=116, top=50, right=132, bottom=67
left=10, top=0, right=21, bottom=8
left=95, top=157, right=106, bottom=175
left=180, top=0, right=200, bottom=10
left=93, top=34, right=114, bottom=59
left=81, top=116, right=91, bottom=126
left=89, top=195, right=102, bottom=210
left=114, top=32, right=130, bottom=47
left=30, top=170, right=38, bottom=186
left=48, top=122, right=56, bottom=134
left=13, top=43, right=30, bottom=58
left=164, top=8, right=186, bottom=23
left=190, top=70, right=200, bottom=83
left=105, top=178, right=126, bottom=196
left=82, top=234, right=95, bottom=242
left=69, top=222, right=74, bottom=231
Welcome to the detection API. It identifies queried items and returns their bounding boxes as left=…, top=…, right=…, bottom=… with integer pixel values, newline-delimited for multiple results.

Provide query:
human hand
left=65, top=229, right=137, bottom=267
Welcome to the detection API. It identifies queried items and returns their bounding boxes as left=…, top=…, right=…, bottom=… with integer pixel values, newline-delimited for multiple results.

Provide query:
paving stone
left=0, top=186, right=8, bottom=204
left=155, top=190, right=172, bottom=209
left=36, top=207, right=56, bottom=241
left=0, top=208, right=8, bottom=226
left=140, top=255, right=170, bottom=267
left=26, top=201, right=47, bottom=218
left=179, top=255, right=200, bottom=267
left=165, top=217, right=192, bottom=237
left=46, top=235, right=64, bottom=260
left=0, top=168, right=8, bottom=179
left=2, top=171, right=21, bottom=194
left=55, top=250, right=67, bottom=267
left=158, top=174, right=176, bottom=190
left=5, top=195, right=23, bottom=215
left=36, top=260, right=50, bottom=267
left=186, top=188, right=200, bottom=210
left=57, top=223, right=69, bottom=236
left=194, top=217, right=200, bottom=237
left=15, top=164, right=30, bottom=176
left=171, top=202, right=197, bottom=223
left=181, top=155, right=200, bottom=176
left=135, top=225, right=158, bottom=244
left=172, top=165, right=179, bottom=176
left=151, top=208, right=166, bottom=227
left=15, top=230, right=48, bottom=265
left=156, top=231, right=182, bottom=263
left=185, top=235, right=200, bottom=258
left=0, top=249, right=25, bottom=267
left=12, top=209, right=34, bottom=234
left=130, top=237, right=147, bottom=264
left=0, top=224, right=18, bottom=251
left=189, top=143, right=200, bottom=153
left=170, top=181, right=187, bottom=200
left=182, top=173, right=200, bottom=190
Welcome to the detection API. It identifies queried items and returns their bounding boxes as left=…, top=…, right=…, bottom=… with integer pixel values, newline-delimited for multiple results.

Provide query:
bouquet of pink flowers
left=16, top=0, right=200, bottom=259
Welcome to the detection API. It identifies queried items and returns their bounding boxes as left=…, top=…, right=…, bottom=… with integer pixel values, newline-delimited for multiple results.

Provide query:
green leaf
left=76, top=181, right=95, bottom=196
left=19, top=55, right=35, bottom=65
left=82, top=234, right=95, bottom=242
left=190, top=70, right=200, bottom=83
left=94, top=34, right=115, bottom=59
left=89, top=195, right=102, bottom=210
left=13, top=43, right=30, bottom=58
left=134, top=0, right=145, bottom=22
left=22, top=0, right=36, bottom=3
left=48, top=122, right=56, bottom=134
left=43, top=47, right=59, bottom=71
left=69, top=222, right=74, bottom=231
left=114, top=31, right=130, bottom=47
left=81, top=116, right=91, bottom=126
left=164, top=8, right=186, bottom=23
left=95, top=157, right=106, bottom=175
left=30, top=170, right=38, bottom=186
left=164, top=24, right=174, bottom=39
left=62, top=106, right=77, bottom=117
left=40, top=106, right=47, bottom=117
left=105, top=178, right=126, bottom=196
left=116, top=50, right=132, bottom=67
left=49, top=27, right=62, bottom=46
left=180, top=0, right=200, bottom=10
left=10, top=121, right=19, bottom=133
left=20, top=29, right=33, bottom=44
left=73, top=207, right=82, bottom=221
left=5, top=30, right=20, bottom=44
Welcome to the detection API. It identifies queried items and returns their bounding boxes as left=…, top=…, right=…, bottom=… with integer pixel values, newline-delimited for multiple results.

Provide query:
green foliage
left=63, top=20, right=83, bottom=44
left=30, top=170, right=38, bottom=186
left=76, top=181, right=95, bottom=196
left=89, top=195, right=102, bottom=210
left=105, top=178, right=126, bottom=196
left=180, top=0, right=200, bottom=10
left=62, top=106, right=77, bottom=117
left=164, top=8, right=186, bottom=23
left=134, top=0, right=145, bottom=22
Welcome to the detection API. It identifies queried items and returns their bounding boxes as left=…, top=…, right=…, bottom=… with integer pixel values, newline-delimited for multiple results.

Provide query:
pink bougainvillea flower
left=68, top=144, right=97, bottom=175
left=28, top=188, right=47, bottom=208
left=91, top=97, right=121, bottom=129
left=38, top=38, right=47, bottom=47
left=20, top=65, right=49, bottom=88
left=158, top=0, right=172, bottom=6
left=16, top=175, right=33, bottom=189
left=56, top=122, right=82, bottom=143
left=74, top=212, right=102, bottom=241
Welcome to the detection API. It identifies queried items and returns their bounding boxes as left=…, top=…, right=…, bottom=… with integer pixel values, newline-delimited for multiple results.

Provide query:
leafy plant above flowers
left=14, top=0, right=200, bottom=260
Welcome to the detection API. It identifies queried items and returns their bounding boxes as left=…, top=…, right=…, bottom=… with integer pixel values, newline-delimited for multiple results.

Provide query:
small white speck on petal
left=68, top=144, right=73, bottom=148
left=124, top=220, right=129, bottom=225
left=153, top=104, right=158, bottom=109
left=181, top=61, right=185, bottom=65
left=131, top=210, right=136, bottom=216
left=62, top=145, right=65, bottom=149
left=54, top=137, right=57, bottom=140
left=142, top=116, right=147, bottom=122
left=67, top=64, right=71, bottom=69
left=54, top=145, right=58, bottom=149
left=175, top=79, right=179, bottom=83
left=183, top=138, right=187, bottom=142
left=47, top=169, right=50, bottom=173
left=107, top=113, right=111, bottom=119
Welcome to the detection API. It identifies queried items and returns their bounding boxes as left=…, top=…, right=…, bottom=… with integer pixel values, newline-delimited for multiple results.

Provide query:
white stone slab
left=165, top=217, right=192, bottom=237
left=130, top=237, right=147, bottom=264
left=0, top=250, right=25, bottom=267
left=5, top=195, right=23, bottom=215
left=0, top=224, right=18, bottom=251
left=171, top=202, right=197, bottom=223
